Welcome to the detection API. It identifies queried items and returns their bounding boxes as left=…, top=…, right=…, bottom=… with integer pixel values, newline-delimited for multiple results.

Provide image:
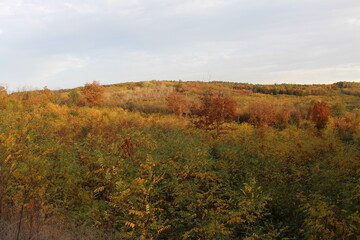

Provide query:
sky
left=0, top=0, right=360, bottom=91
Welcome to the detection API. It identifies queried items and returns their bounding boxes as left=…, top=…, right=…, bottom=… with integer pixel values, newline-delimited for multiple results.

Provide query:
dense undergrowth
left=0, top=81, right=359, bottom=239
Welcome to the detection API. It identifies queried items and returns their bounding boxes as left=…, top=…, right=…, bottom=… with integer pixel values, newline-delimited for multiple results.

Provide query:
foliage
left=165, top=91, right=193, bottom=117
left=309, top=101, right=331, bottom=129
left=0, top=81, right=359, bottom=239
left=193, top=93, right=237, bottom=137
left=81, top=81, right=105, bottom=107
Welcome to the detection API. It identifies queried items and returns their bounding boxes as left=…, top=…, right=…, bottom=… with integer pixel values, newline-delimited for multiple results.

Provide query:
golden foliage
left=81, top=81, right=104, bottom=106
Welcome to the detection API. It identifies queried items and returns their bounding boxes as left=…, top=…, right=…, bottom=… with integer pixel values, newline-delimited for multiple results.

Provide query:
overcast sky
left=0, top=0, right=359, bottom=91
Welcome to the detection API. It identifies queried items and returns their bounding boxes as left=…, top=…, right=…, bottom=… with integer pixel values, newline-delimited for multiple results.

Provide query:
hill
left=0, top=80, right=359, bottom=239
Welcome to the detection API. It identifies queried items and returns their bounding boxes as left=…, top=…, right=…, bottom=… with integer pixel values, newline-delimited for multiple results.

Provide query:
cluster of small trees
left=165, top=90, right=359, bottom=142
left=252, top=85, right=333, bottom=96
left=14, top=82, right=354, bottom=137
left=165, top=91, right=334, bottom=133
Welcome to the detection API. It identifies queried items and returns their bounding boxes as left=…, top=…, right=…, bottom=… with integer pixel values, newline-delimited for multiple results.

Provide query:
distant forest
left=0, top=80, right=359, bottom=239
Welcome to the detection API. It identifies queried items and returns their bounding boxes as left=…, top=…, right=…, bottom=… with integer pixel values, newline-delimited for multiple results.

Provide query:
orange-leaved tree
left=81, top=81, right=104, bottom=107
left=308, top=101, right=330, bottom=129
left=247, top=102, right=276, bottom=128
left=193, top=93, right=237, bottom=137
left=166, top=92, right=192, bottom=118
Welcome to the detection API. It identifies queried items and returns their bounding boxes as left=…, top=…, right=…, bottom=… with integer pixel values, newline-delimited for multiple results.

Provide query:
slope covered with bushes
left=0, top=81, right=359, bottom=239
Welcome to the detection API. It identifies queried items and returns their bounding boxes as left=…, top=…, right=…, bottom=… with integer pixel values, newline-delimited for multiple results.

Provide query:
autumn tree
left=193, top=93, right=237, bottom=136
left=333, top=113, right=359, bottom=140
left=308, top=101, right=330, bottom=129
left=81, top=81, right=104, bottom=107
left=0, top=85, right=8, bottom=109
left=166, top=92, right=192, bottom=118
left=245, top=102, right=293, bottom=128
left=247, top=102, right=276, bottom=127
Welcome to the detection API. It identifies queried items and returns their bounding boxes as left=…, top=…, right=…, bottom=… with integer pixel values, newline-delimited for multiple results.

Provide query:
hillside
left=0, top=81, right=359, bottom=239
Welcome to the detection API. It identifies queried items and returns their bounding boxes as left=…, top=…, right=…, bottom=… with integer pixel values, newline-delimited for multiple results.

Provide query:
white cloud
left=270, top=66, right=360, bottom=84
left=348, top=18, right=360, bottom=25
left=0, top=1, right=16, bottom=16
left=1, top=0, right=360, bottom=89
left=0, top=0, right=57, bottom=17
left=158, top=0, right=236, bottom=16
left=48, top=55, right=89, bottom=74
left=63, top=3, right=98, bottom=15
left=61, top=1, right=144, bottom=17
